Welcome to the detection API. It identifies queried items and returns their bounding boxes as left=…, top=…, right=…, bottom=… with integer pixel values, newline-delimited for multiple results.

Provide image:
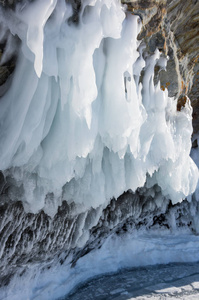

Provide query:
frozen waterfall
left=0, top=0, right=198, bottom=215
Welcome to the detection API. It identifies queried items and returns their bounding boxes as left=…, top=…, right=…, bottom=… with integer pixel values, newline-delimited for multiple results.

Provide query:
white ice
left=0, top=0, right=198, bottom=214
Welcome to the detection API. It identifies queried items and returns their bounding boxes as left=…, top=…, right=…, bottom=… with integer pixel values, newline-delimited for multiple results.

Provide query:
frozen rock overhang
left=0, top=0, right=198, bottom=215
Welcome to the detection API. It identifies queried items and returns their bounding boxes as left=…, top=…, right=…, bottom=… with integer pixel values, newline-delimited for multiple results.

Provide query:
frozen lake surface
left=64, top=261, right=199, bottom=299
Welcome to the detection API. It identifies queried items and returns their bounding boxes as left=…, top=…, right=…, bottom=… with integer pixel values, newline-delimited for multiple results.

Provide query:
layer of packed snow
left=0, top=0, right=198, bottom=214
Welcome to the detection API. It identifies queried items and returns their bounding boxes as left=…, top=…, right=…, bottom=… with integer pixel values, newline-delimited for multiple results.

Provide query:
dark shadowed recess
left=0, top=168, right=198, bottom=287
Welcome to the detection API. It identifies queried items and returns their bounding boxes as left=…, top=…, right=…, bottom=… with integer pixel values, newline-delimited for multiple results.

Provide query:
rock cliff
left=122, top=0, right=199, bottom=138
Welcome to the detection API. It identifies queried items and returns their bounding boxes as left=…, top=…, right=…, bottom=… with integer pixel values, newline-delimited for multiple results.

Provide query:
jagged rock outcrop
left=122, top=0, right=199, bottom=137
left=1, top=185, right=198, bottom=285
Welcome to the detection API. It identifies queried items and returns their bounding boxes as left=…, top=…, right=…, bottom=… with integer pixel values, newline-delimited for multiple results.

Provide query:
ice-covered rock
left=0, top=0, right=198, bottom=215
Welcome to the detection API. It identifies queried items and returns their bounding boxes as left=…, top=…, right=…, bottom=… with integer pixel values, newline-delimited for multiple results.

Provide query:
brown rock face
left=122, top=0, right=199, bottom=137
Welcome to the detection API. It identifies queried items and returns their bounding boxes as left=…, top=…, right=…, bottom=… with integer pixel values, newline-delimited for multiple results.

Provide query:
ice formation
left=0, top=0, right=198, bottom=215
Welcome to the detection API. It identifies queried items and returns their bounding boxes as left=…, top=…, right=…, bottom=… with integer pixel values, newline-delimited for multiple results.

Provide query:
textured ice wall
left=0, top=0, right=198, bottom=214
